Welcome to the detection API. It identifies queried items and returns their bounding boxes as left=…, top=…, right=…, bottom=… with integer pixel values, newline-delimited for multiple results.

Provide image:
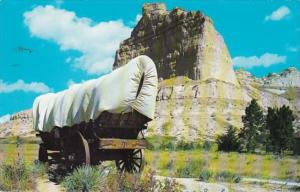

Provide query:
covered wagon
left=33, top=55, right=158, bottom=173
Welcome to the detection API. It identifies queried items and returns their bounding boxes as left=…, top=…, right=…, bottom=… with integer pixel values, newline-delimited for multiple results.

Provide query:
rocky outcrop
left=113, top=3, right=299, bottom=140
left=147, top=68, right=299, bottom=141
left=114, top=3, right=239, bottom=86
left=0, top=109, right=33, bottom=137
left=262, top=67, right=300, bottom=88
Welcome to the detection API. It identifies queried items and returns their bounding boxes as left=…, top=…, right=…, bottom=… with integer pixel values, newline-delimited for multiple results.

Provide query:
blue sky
left=0, top=0, right=299, bottom=119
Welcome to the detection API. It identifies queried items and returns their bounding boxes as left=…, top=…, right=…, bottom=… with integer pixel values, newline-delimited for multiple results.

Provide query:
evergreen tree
left=265, top=107, right=275, bottom=152
left=239, top=99, right=265, bottom=152
left=217, top=126, right=240, bottom=152
left=266, top=105, right=295, bottom=153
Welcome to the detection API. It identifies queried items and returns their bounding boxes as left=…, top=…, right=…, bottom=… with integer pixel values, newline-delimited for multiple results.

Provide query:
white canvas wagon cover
left=33, top=55, right=158, bottom=132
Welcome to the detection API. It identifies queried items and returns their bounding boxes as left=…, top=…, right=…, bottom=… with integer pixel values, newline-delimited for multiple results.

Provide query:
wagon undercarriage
left=37, top=111, right=148, bottom=173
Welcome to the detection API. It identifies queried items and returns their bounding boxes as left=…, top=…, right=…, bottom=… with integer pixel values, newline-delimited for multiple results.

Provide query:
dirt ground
left=155, top=176, right=300, bottom=192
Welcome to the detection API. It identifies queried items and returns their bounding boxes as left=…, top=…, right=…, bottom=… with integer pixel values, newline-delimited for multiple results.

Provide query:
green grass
left=1, top=136, right=299, bottom=186
left=144, top=150, right=300, bottom=182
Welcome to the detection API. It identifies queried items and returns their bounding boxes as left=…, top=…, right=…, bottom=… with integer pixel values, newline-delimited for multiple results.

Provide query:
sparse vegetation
left=146, top=136, right=216, bottom=151
left=0, top=156, right=47, bottom=191
left=62, top=165, right=183, bottom=192
left=285, top=87, right=298, bottom=101
left=214, top=171, right=241, bottom=183
left=175, top=159, right=202, bottom=178
left=199, top=169, right=213, bottom=181
left=0, top=157, right=33, bottom=191
left=144, top=149, right=300, bottom=182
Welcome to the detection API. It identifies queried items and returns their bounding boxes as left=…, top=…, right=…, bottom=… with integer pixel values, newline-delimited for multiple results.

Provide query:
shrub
left=157, top=177, right=183, bottom=192
left=103, top=167, right=182, bottom=192
left=0, top=158, right=35, bottom=191
left=146, top=140, right=155, bottom=150
left=161, top=141, right=176, bottom=150
left=166, top=159, right=175, bottom=170
left=202, top=140, right=214, bottom=151
left=32, top=160, right=48, bottom=177
left=146, top=136, right=176, bottom=150
left=62, top=165, right=107, bottom=191
left=176, top=141, right=194, bottom=150
left=175, top=159, right=202, bottom=178
left=214, top=171, right=241, bottom=183
left=137, top=168, right=157, bottom=192
left=199, top=169, right=213, bottom=182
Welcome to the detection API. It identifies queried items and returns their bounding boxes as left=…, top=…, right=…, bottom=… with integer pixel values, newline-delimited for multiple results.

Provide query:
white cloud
left=24, top=5, right=132, bottom=75
left=265, top=6, right=290, bottom=21
left=287, top=46, right=299, bottom=52
left=0, top=114, right=10, bottom=124
left=233, top=53, right=286, bottom=69
left=0, top=79, right=51, bottom=93
left=129, top=14, right=142, bottom=25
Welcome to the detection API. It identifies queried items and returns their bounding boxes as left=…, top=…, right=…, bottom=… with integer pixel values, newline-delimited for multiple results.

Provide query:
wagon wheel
left=115, top=130, right=145, bottom=173
left=64, top=131, right=90, bottom=169
left=38, top=144, right=48, bottom=163
left=115, top=149, right=144, bottom=173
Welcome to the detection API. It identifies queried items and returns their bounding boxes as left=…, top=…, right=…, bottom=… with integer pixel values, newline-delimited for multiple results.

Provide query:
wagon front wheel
left=115, top=149, right=144, bottom=173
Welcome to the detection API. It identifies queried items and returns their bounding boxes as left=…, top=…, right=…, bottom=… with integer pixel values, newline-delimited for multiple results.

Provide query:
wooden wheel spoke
left=116, top=147, right=144, bottom=173
left=121, top=165, right=126, bottom=172
left=133, top=150, right=141, bottom=155
left=133, top=161, right=141, bottom=168
left=118, top=160, right=125, bottom=165
left=132, top=165, right=138, bottom=172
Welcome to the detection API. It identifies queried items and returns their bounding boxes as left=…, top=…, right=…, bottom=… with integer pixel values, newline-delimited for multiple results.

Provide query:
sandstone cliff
left=114, top=3, right=300, bottom=141
left=114, top=3, right=239, bottom=86
left=146, top=68, right=299, bottom=141
left=0, top=109, right=33, bottom=138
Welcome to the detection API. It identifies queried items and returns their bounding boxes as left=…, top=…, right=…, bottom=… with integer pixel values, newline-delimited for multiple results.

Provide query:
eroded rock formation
left=0, top=109, right=33, bottom=137
left=114, top=3, right=300, bottom=141
left=114, top=3, right=239, bottom=86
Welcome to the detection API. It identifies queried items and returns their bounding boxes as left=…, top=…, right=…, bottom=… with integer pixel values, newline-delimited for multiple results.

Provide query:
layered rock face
left=0, top=110, right=33, bottom=137
left=147, top=69, right=299, bottom=141
left=114, top=4, right=300, bottom=141
left=114, top=3, right=239, bottom=86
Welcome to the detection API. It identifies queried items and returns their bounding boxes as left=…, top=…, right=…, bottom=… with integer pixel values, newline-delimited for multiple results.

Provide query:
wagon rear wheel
left=115, top=149, right=144, bottom=173
left=64, top=131, right=90, bottom=169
